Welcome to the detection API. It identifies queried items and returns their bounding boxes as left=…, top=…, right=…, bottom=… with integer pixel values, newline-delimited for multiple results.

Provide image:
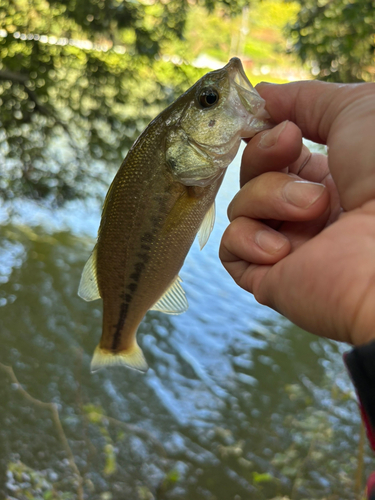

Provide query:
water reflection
left=0, top=147, right=370, bottom=499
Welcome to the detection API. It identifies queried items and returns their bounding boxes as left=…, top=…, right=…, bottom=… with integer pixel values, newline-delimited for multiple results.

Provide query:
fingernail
left=258, top=121, right=288, bottom=149
left=255, top=230, right=287, bottom=254
left=256, top=81, right=274, bottom=87
left=284, top=181, right=325, bottom=208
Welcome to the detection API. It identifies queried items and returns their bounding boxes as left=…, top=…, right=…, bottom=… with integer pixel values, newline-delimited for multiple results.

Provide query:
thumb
left=256, top=81, right=375, bottom=210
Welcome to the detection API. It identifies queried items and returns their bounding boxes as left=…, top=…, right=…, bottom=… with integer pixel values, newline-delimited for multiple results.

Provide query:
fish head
left=166, top=58, right=273, bottom=187
left=182, top=57, right=271, bottom=142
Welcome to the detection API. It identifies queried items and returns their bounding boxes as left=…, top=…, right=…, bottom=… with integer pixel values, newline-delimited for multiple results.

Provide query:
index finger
left=255, top=81, right=339, bottom=144
left=240, top=120, right=303, bottom=186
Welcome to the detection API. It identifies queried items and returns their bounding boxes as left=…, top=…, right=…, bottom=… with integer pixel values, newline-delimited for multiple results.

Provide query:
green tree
left=0, top=0, right=247, bottom=202
left=287, top=0, right=375, bottom=82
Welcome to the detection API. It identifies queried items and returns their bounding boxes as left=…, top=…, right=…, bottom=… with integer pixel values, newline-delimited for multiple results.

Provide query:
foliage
left=5, top=460, right=76, bottom=499
left=173, top=0, right=299, bottom=67
left=269, top=380, right=367, bottom=500
left=287, top=0, right=375, bottom=82
left=83, top=404, right=118, bottom=476
left=0, top=0, right=245, bottom=203
left=2, top=0, right=374, bottom=203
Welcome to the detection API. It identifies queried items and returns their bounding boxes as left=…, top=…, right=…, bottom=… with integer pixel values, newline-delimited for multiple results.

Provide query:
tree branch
left=0, top=69, right=51, bottom=117
left=0, top=69, right=73, bottom=139
left=0, top=362, right=84, bottom=500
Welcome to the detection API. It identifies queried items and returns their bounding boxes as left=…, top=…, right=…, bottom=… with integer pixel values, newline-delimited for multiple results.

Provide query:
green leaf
left=252, top=471, right=274, bottom=484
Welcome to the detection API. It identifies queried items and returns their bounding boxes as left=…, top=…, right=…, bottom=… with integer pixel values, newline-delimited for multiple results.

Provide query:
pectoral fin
left=150, top=275, right=188, bottom=315
left=198, top=202, right=215, bottom=250
left=78, top=246, right=101, bottom=301
left=90, top=343, right=148, bottom=373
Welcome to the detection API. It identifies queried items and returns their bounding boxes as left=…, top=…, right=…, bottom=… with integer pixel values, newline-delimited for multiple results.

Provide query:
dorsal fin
left=78, top=246, right=101, bottom=301
left=150, top=275, right=188, bottom=315
left=198, top=202, right=215, bottom=250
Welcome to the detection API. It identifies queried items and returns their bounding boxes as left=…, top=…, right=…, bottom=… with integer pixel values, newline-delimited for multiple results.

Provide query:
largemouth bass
left=79, top=58, right=271, bottom=372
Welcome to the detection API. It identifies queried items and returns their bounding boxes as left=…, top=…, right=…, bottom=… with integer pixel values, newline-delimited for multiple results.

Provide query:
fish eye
left=198, top=88, right=219, bottom=108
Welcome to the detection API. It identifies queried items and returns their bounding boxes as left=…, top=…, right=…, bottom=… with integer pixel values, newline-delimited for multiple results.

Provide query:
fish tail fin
left=90, top=343, right=148, bottom=373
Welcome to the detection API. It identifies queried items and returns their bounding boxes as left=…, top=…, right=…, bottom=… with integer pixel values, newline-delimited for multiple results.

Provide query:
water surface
left=0, top=145, right=370, bottom=500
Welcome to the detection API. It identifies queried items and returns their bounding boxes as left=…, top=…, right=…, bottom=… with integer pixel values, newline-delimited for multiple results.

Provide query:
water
left=0, top=145, right=371, bottom=500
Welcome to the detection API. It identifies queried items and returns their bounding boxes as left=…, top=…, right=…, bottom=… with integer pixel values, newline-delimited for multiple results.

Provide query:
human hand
left=220, top=81, right=375, bottom=346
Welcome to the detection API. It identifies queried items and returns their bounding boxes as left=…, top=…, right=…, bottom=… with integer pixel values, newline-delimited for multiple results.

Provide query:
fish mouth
left=225, top=57, right=255, bottom=92
left=225, top=57, right=271, bottom=126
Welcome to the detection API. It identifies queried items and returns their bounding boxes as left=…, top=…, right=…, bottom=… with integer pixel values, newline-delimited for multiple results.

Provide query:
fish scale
left=78, top=58, right=272, bottom=372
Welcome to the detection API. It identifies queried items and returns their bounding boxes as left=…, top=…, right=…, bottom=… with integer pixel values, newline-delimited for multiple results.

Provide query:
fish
left=78, top=57, right=271, bottom=373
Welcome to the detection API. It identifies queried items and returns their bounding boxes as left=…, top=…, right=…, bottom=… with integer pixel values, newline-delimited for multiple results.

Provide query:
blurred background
left=0, top=0, right=374, bottom=499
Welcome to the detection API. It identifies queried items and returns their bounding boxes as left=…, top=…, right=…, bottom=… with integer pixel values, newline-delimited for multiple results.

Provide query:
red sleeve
left=344, top=341, right=375, bottom=499
left=344, top=342, right=375, bottom=450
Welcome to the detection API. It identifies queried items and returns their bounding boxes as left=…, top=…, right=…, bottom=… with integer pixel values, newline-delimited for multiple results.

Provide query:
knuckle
left=223, top=220, right=238, bottom=241
left=227, top=200, right=234, bottom=221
